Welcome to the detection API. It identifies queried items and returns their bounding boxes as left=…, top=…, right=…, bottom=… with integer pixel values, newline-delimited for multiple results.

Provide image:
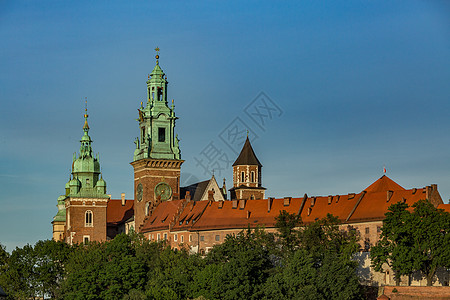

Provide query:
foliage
left=263, top=213, right=363, bottom=300
left=274, top=210, right=302, bottom=253
left=371, top=200, right=450, bottom=286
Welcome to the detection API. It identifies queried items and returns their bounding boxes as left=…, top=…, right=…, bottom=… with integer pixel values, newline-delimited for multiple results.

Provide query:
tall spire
left=133, top=48, right=181, bottom=161
left=80, top=98, right=93, bottom=158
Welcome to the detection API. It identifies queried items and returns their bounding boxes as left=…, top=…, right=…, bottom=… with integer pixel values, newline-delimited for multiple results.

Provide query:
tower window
left=85, top=210, right=93, bottom=227
left=251, top=171, right=255, bottom=182
left=158, top=127, right=166, bottom=142
left=241, top=172, right=245, bottom=183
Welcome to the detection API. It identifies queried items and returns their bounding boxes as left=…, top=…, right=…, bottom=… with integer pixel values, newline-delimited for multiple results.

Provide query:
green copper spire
left=69, top=100, right=108, bottom=198
left=133, top=48, right=181, bottom=161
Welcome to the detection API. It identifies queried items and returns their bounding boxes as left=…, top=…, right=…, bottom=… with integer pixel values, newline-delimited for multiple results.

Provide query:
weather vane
left=155, top=47, right=160, bottom=61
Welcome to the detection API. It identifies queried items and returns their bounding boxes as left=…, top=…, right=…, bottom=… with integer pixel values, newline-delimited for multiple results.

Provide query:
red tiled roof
left=364, top=175, right=405, bottom=193
left=138, top=176, right=443, bottom=233
left=349, top=188, right=428, bottom=222
left=140, top=200, right=184, bottom=232
left=107, top=199, right=134, bottom=224
left=438, top=203, right=450, bottom=213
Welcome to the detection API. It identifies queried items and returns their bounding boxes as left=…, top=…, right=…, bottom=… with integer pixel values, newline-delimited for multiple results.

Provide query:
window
left=365, top=227, right=369, bottom=234
left=377, top=226, right=381, bottom=233
left=241, top=171, right=245, bottom=182
left=145, top=203, right=150, bottom=216
left=251, top=171, right=255, bottom=182
left=215, top=235, right=220, bottom=241
left=158, top=127, right=166, bottom=142
left=181, top=235, right=184, bottom=243
left=86, top=178, right=90, bottom=186
left=83, top=236, right=90, bottom=245
left=157, top=233, right=161, bottom=241
left=200, top=236, right=204, bottom=242
left=85, top=210, right=93, bottom=227
left=189, top=234, right=192, bottom=242
left=174, top=234, right=178, bottom=242
left=164, top=233, right=168, bottom=240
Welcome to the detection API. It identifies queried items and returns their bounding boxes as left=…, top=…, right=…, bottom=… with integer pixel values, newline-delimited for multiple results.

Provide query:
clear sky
left=1, top=1, right=449, bottom=252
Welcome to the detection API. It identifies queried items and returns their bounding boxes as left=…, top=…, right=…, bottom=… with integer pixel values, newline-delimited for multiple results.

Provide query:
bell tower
left=131, top=48, right=184, bottom=232
left=229, top=136, right=266, bottom=200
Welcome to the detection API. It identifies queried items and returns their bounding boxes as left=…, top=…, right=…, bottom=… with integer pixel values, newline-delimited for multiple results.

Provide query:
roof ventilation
left=387, top=190, right=393, bottom=202
left=307, top=207, right=312, bottom=216
left=328, top=195, right=332, bottom=205
left=284, top=197, right=291, bottom=206
left=311, top=197, right=316, bottom=207
left=268, top=197, right=274, bottom=212
left=239, top=199, right=246, bottom=210
left=412, top=188, right=417, bottom=194
left=218, top=200, right=224, bottom=209
left=232, top=199, right=238, bottom=209
left=335, top=195, right=340, bottom=203
left=348, top=193, right=355, bottom=199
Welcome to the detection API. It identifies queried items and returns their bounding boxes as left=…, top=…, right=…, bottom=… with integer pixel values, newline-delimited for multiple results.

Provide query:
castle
left=52, top=51, right=450, bottom=286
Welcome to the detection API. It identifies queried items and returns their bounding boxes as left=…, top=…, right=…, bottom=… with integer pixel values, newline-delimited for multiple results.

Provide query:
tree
left=274, top=210, right=302, bottom=253
left=371, top=200, right=450, bottom=286
left=60, top=234, right=147, bottom=299
left=191, top=228, right=274, bottom=300
left=264, top=214, right=363, bottom=300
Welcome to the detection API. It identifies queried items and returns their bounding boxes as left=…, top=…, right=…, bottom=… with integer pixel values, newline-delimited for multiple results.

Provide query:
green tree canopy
left=371, top=200, right=450, bottom=286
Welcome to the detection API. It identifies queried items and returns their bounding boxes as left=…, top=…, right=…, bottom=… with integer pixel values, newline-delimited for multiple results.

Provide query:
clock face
left=154, top=182, right=172, bottom=201
left=137, top=183, right=143, bottom=202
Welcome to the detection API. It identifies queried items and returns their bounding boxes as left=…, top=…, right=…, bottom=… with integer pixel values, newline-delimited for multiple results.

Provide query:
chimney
left=239, top=199, right=246, bottom=210
left=328, top=195, right=332, bottom=205
left=186, top=191, right=191, bottom=202
left=426, top=186, right=431, bottom=199
left=387, top=190, right=393, bottom=202
left=311, top=197, right=316, bottom=207
left=268, top=197, right=274, bottom=212
left=218, top=200, right=224, bottom=209
left=121, top=193, right=125, bottom=206
left=232, top=199, right=238, bottom=209
left=284, top=197, right=291, bottom=206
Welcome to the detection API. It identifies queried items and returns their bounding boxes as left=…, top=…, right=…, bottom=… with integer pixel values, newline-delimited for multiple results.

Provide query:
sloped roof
left=181, top=180, right=210, bottom=201
left=140, top=176, right=443, bottom=233
left=232, top=137, right=262, bottom=167
left=172, top=200, right=210, bottom=231
left=438, top=203, right=450, bottom=213
left=364, top=175, right=405, bottom=193
left=140, top=200, right=184, bottom=232
left=107, top=199, right=134, bottom=225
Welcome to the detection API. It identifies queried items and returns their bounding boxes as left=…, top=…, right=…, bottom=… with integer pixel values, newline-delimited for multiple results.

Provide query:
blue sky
left=1, top=1, right=449, bottom=252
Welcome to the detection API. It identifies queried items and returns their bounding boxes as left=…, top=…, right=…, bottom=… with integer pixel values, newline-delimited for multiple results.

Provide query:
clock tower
left=131, top=49, right=183, bottom=231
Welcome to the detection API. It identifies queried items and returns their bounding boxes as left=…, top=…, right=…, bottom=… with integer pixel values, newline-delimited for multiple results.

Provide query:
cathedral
left=52, top=51, right=450, bottom=286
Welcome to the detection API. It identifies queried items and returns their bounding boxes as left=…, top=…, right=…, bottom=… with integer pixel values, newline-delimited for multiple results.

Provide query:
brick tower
left=131, top=49, right=183, bottom=231
left=54, top=102, right=109, bottom=244
left=229, top=136, right=266, bottom=200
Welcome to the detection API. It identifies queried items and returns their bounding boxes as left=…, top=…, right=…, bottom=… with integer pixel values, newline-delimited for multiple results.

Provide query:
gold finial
left=172, top=99, right=174, bottom=104
left=155, top=46, right=160, bottom=60
left=84, top=97, right=88, bottom=118
left=246, top=129, right=249, bottom=138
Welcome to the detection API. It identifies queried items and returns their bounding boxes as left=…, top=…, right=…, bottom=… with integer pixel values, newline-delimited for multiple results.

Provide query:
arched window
left=241, top=171, right=245, bottom=183
left=85, top=210, right=93, bottom=227
left=251, top=171, right=255, bottom=183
